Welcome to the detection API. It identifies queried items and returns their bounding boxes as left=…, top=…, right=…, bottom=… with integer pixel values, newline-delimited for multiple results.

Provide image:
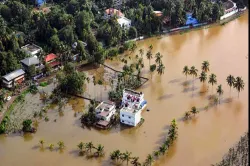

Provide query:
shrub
left=40, top=82, right=48, bottom=87
left=107, top=48, right=119, bottom=57
left=22, top=119, right=32, bottom=132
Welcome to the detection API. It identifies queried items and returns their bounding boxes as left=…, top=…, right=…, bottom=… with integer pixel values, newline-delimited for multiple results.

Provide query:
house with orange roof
left=103, top=8, right=125, bottom=20
left=44, top=53, right=61, bottom=68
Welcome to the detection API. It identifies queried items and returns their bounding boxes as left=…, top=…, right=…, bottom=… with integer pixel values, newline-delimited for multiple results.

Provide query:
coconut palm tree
left=146, top=50, right=153, bottom=69
left=157, top=62, right=165, bottom=76
left=201, top=61, right=210, bottom=73
left=131, top=157, right=141, bottom=166
left=184, top=111, right=191, bottom=120
left=191, top=106, right=198, bottom=116
left=155, top=52, right=163, bottom=65
left=95, top=144, right=104, bottom=157
left=150, top=64, right=156, bottom=79
left=130, top=43, right=137, bottom=53
left=85, top=142, right=94, bottom=153
left=153, top=151, right=160, bottom=158
left=110, top=150, right=121, bottom=163
left=49, top=144, right=54, bottom=150
left=226, top=75, right=235, bottom=97
left=182, top=66, right=189, bottom=80
left=77, top=142, right=85, bottom=154
left=139, top=49, right=144, bottom=57
left=216, top=85, right=224, bottom=104
left=122, top=151, right=132, bottom=165
left=189, top=66, right=198, bottom=81
left=233, top=77, right=245, bottom=98
left=39, top=139, right=45, bottom=148
left=144, top=154, right=154, bottom=166
left=164, top=138, right=171, bottom=148
left=168, top=119, right=178, bottom=142
left=86, top=77, right=90, bottom=95
left=199, top=71, right=207, bottom=84
left=189, top=66, right=198, bottom=94
left=97, top=80, right=103, bottom=100
left=159, top=144, right=167, bottom=155
left=57, top=141, right=65, bottom=150
left=92, top=76, right=96, bottom=98
left=208, top=73, right=217, bottom=93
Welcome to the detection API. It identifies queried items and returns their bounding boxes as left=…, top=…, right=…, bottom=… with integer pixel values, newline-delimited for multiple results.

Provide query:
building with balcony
left=95, top=101, right=117, bottom=129
left=2, top=69, right=25, bottom=88
left=120, top=89, right=147, bottom=126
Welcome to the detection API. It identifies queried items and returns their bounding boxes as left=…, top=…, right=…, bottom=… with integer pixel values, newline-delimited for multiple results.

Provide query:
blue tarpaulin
left=185, top=13, right=198, bottom=25
left=36, top=0, right=45, bottom=6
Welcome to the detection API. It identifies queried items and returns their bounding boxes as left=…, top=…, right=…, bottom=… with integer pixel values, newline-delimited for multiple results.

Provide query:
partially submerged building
left=120, top=89, right=147, bottom=127
left=2, top=69, right=25, bottom=88
left=220, top=0, right=238, bottom=20
left=21, top=44, right=42, bottom=56
left=95, top=101, right=117, bottom=128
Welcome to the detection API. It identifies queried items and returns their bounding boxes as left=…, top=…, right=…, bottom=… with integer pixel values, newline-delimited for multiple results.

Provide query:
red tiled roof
left=45, top=53, right=57, bottom=62
left=105, top=8, right=124, bottom=17
left=49, top=61, right=60, bottom=67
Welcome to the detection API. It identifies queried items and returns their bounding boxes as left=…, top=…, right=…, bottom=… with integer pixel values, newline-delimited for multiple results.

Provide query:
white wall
left=220, top=9, right=238, bottom=20
left=120, top=109, right=142, bottom=126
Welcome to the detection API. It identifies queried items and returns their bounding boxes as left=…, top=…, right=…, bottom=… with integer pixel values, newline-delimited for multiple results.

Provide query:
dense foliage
left=1, top=0, right=247, bottom=76
left=56, top=63, right=86, bottom=95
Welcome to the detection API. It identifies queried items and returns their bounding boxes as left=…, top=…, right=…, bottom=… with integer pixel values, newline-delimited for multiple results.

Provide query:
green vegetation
left=76, top=141, right=105, bottom=157
left=1, top=0, right=242, bottom=76
left=39, top=82, right=48, bottom=87
left=56, top=62, right=86, bottom=95
left=0, top=115, right=9, bottom=134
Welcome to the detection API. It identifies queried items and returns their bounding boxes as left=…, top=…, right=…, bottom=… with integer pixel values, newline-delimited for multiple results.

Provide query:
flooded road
left=0, top=12, right=248, bottom=166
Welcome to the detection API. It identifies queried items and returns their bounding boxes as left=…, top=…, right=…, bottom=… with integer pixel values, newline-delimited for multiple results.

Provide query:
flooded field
left=0, top=12, right=248, bottom=166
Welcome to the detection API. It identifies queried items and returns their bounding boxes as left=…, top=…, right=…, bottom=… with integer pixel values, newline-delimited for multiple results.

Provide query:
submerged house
left=220, top=0, right=238, bottom=20
left=120, top=89, right=147, bottom=127
left=95, top=101, right=117, bottom=128
left=2, top=69, right=25, bottom=88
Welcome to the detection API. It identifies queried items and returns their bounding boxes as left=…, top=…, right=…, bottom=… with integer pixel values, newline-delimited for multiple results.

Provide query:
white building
left=117, top=17, right=131, bottom=29
left=120, top=89, right=147, bottom=126
left=220, top=0, right=238, bottom=20
left=95, top=101, right=116, bottom=122
left=21, top=44, right=42, bottom=56
left=2, top=69, right=25, bottom=88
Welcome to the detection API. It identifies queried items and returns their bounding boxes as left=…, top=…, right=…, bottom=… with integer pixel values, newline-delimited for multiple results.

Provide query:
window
left=122, top=114, right=124, bottom=117
left=129, top=116, right=131, bottom=119
left=122, top=120, right=124, bottom=123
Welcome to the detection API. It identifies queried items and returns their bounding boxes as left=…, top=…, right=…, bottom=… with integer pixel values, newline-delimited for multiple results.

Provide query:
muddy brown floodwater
left=0, top=12, right=248, bottom=166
